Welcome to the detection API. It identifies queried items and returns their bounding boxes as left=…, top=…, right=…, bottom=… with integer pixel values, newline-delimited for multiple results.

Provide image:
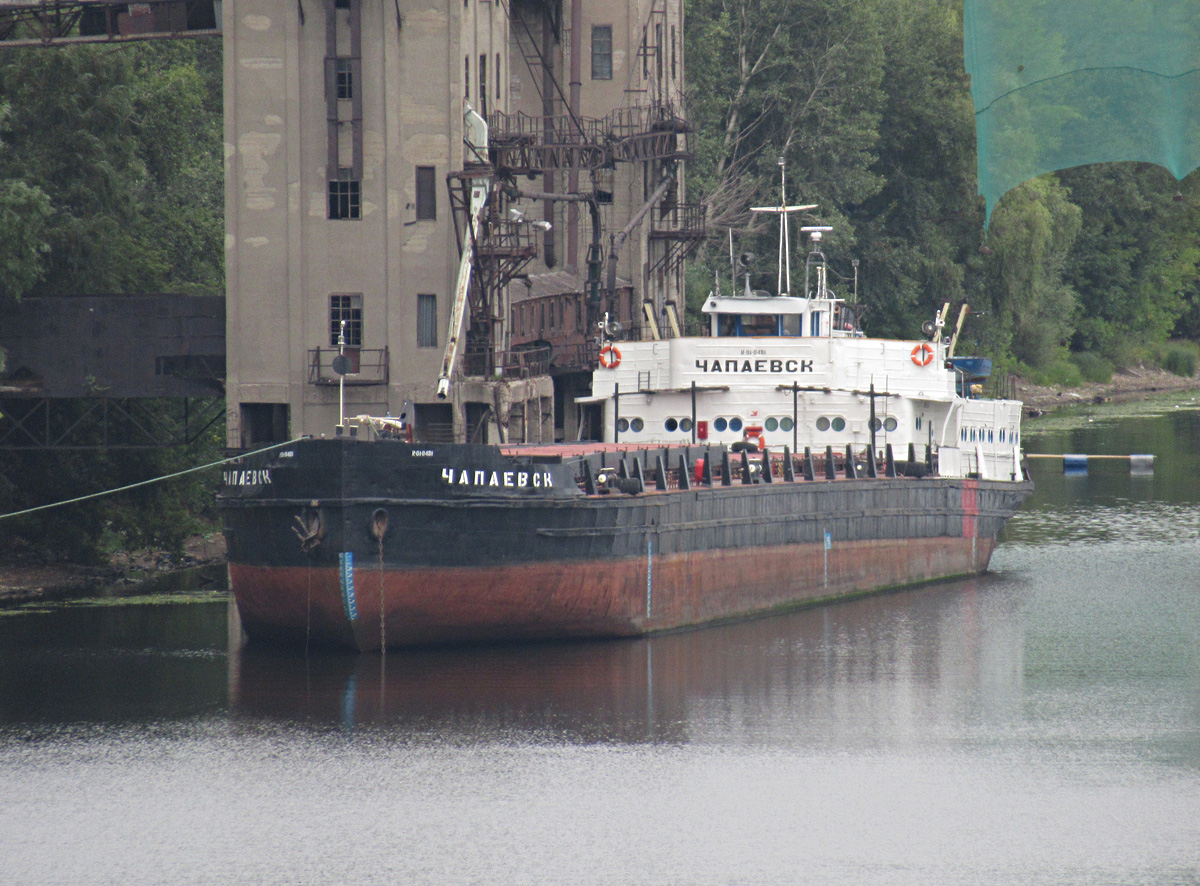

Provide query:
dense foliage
left=0, top=41, right=223, bottom=563
left=685, top=0, right=1200, bottom=380
left=0, top=41, right=223, bottom=299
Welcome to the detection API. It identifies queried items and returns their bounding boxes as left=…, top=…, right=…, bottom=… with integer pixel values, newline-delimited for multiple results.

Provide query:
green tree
left=0, top=41, right=222, bottom=298
left=847, top=0, right=982, bottom=339
left=130, top=40, right=224, bottom=295
left=1058, top=163, right=1199, bottom=361
left=686, top=0, right=886, bottom=246
left=980, top=176, right=1081, bottom=369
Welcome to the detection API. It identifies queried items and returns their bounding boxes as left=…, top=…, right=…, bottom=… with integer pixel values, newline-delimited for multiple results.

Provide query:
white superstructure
left=584, top=211, right=1024, bottom=482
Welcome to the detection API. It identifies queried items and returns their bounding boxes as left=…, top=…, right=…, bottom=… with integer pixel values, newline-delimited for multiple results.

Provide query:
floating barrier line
left=0, top=437, right=308, bottom=522
left=1026, top=452, right=1154, bottom=474
left=1026, top=453, right=1153, bottom=460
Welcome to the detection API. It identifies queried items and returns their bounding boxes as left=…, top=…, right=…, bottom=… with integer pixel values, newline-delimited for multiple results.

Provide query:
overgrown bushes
left=1159, top=341, right=1200, bottom=378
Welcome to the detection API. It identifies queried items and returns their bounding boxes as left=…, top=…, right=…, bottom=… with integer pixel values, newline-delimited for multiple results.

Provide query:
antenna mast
left=750, top=160, right=816, bottom=296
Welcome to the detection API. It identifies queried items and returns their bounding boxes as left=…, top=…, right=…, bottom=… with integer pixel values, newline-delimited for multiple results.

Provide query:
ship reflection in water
left=227, top=575, right=1025, bottom=746
left=5, top=407, right=1199, bottom=885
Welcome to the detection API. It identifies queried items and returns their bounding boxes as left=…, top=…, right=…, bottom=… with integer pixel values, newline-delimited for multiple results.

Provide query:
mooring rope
left=0, top=437, right=308, bottom=522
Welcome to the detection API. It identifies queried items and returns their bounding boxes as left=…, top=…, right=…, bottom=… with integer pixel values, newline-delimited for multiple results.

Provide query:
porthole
left=680, top=417, right=693, bottom=432
left=869, top=417, right=882, bottom=432
left=816, top=416, right=831, bottom=432
left=616, top=418, right=629, bottom=433
left=831, top=417, right=845, bottom=432
left=729, top=417, right=743, bottom=432
left=765, top=417, right=779, bottom=432
left=780, top=417, right=794, bottom=432
left=714, top=417, right=728, bottom=432
left=884, top=417, right=898, bottom=432
left=665, top=417, right=679, bottom=432
left=631, top=418, right=644, bottom=433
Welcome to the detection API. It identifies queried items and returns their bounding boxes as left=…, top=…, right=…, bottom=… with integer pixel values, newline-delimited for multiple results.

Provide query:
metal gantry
left=0, top=0, right=219, bottom=47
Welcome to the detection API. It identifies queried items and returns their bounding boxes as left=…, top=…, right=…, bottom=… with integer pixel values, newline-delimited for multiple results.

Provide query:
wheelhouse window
left=741, top=313, right=780, bottom=336
left=591, top=25, right=613, bottom=79
left=328, top=168, right=360, bottom=220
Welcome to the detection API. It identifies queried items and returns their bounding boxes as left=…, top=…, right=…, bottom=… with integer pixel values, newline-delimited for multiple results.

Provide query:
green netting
left=964, top=0, right=1200, bottom=224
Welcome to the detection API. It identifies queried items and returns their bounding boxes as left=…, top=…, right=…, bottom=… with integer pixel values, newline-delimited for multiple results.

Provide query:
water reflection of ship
left=226, top=577, right=1025, bottom=741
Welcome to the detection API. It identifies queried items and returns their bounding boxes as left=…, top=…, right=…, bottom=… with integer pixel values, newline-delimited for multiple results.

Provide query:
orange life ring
left=743, top=429, right=765, bottom=451
left=911, top=343, right=934, bottom=367
left=599, top=344, right=621, bottom=369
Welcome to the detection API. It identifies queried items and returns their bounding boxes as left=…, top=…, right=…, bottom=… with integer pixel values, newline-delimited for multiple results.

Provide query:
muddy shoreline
left=0, top=532, right=227, bottom=607
left=1016, top=366, right=1198, bottom=415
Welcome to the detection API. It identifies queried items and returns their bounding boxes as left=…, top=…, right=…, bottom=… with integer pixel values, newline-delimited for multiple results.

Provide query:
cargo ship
left=220, top=188, right=1032, bottom=651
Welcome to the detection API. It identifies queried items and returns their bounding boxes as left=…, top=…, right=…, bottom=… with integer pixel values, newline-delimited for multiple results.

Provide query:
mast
left=750, top=160, right=816, bottom=296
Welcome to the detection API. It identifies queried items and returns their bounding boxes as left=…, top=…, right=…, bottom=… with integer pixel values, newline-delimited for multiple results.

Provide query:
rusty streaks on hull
left=229, top=534, right=994, bottom=651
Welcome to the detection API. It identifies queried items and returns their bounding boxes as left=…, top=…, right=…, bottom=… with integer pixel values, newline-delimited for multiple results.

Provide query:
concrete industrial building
left=223, top=0, right=701, bottom=448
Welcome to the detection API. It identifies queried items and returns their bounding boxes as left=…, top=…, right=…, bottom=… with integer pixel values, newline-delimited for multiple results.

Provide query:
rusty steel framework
left=487, top=105, right=692, bottom=174
left=447, top=171, right=541, bottom=378
left=449, top=101, right=705, bottom=382
left=0, top=0, right=219, bottom=47
left=440, top=0, right=706, bottom=388
left=0, top=396, right=225, bottom=449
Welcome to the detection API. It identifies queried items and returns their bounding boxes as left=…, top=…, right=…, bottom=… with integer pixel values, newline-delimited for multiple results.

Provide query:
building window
left=241, top=403, right=290, bottom=447
left=416, top=166, right=437, bottom=221
left=671, top=25, right=677, bottom=81
left=418, top=294, right=438, bottom=347
left=496, top=53, right=502, bottom=100
left=464, top=56, right=470, bottom=101
left=591, top=25, right=612, bottom=80
left=479, top=53, right=487, bottom=117
left=329, top=294, right=363, bottom=347
left=656, top=23, right=663, bottom=82
left=335, top=57, right=353, bottom=99
left=328, top=168, right=360, bottom=219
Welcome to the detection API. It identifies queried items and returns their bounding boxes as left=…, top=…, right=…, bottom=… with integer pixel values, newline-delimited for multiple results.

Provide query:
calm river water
left=2, top=402, right=1199, bottom=885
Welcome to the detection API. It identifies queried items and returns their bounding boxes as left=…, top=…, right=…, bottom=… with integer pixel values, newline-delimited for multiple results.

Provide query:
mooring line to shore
left=0, top=437, right=308, bottom=522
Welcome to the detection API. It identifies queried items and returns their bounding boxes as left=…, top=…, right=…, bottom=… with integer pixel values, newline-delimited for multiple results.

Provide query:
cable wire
left=0, top=438, right=307, bottom=522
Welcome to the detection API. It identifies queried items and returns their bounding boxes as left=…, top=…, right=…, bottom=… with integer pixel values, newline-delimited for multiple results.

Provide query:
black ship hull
left=219, top=439, right=1032, bottom=650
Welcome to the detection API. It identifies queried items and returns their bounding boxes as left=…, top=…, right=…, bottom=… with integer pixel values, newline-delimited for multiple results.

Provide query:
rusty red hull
left=230, top=534, right=996, bottom=651
left=220, top=439, right=1030, bottom=650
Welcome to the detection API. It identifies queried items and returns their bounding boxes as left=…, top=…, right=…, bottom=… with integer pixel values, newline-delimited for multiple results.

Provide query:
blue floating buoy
left=1063, top=453, right=1088, bottom=474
